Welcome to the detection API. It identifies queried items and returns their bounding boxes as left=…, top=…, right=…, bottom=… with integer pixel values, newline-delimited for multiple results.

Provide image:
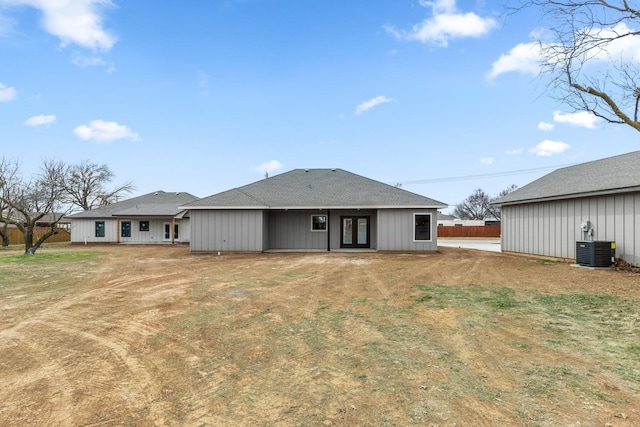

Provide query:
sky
left=1, top=0, right=639, bottom=214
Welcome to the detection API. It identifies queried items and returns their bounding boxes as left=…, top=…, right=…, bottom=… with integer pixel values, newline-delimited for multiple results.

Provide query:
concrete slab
left=438, top=239, right=502, bottom=253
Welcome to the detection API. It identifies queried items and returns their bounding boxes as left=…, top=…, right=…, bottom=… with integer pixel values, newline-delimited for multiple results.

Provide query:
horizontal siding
left=502, top=192, right=639, bottom=266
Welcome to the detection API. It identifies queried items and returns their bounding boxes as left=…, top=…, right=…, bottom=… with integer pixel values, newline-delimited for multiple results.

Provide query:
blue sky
left=1, top=0, right=639, bottom=213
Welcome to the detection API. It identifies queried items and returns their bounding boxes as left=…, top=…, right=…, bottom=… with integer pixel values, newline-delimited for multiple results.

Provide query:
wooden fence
left=437, top=225, right=501, bottom=238
left=4, top=227, right=71, bottom=245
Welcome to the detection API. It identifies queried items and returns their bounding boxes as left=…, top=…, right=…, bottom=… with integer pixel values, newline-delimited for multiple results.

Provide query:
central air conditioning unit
left=575, top=241, right=616, bottom=267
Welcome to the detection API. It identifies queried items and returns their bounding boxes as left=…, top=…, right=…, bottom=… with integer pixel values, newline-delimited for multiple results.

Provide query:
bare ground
left=0, top=244, right=638, bottom=426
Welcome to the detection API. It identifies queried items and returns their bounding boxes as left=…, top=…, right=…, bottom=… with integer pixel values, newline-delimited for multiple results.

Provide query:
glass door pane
left=342, top=218, right=353, bottom=245
left=357, top=218, right=368, bottom=244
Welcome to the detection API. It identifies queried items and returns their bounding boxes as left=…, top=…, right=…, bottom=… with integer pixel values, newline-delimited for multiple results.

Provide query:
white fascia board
left=269, top=205, right=447, bottom=210
left=499, top=186, right=640, bottom=206
left=179, top=205, right=268, bottom=210
left=181, top=204, right=447, bottom=210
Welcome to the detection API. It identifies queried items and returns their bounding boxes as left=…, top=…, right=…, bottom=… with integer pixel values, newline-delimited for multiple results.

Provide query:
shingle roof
left=184, top=169, right=447, bottom=209
left=67, top=191, right=200, bottom=218
left=495, top=151, right=640, bottom=205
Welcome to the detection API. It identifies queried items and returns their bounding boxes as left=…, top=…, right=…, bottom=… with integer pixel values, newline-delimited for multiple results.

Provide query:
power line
left=392, top=163, right=575, bottom=186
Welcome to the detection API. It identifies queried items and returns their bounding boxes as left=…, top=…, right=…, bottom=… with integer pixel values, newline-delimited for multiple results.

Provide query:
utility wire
left=391, top=163, right=576, bottom=186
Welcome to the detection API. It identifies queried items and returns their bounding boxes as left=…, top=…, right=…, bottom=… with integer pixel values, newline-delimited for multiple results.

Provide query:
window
left=414, top=213, right=432, bottom=242
left=139, top=221, right=150, bottom=232
left=311, top=215, right=327, bottom=231
left=95, top=221, right=105, bottom=238
left=121, top=221, right=131, bottom=238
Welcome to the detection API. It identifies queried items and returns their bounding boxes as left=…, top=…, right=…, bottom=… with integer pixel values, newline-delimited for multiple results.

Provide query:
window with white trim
left=311, top=215, right=327, bottom=231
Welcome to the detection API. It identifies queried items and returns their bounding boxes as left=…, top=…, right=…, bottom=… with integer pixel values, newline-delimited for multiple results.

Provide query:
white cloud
left=73, top=120, right=140, bottom=143
left=385, top=0, right=497, bottom=47
left=256, top=160, right=283, bottom=174
left=529, top=139, right=570, bottom=156
left=506, top=148, right=524, bottom=155
left=553, top=111, right=599, bottom=129
left=0, top=82, right=16, bottom=102
left=480, top=157, right=494, bottom=165
left=489, top=23, right=640, bottom=80
left=587, top=23, right=640, bottom=62
left=0, top=11, right=15, bottom=36
left=487, top=42, right=541, bottom=79
left=71, top=51, right=106, bottom=67
left=537, top=121, right=554, bottom=131
left=24, top=114, right=56, bottom=126
left=355, top=96, right=392, bottom=115
left=2, top=0, right=116, bottom=50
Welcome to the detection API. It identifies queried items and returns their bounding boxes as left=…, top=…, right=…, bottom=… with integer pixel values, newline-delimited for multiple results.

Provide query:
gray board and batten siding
left=183, top=168, right=447, bottom=253
left=495, top=151, right=640, bottom=266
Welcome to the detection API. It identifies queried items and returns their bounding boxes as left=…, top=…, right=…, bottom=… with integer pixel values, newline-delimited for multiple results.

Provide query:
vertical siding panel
left=635, top=195, right=640, bottom=265
left=544, top=203, right=552, bottom=256
left=596, top=197, right=605, bottom=240
left=615, top=195, right=625, bottom=256
left=561, top=201, right=568, bottom=258
left=608, top=196, right=615, bottom=241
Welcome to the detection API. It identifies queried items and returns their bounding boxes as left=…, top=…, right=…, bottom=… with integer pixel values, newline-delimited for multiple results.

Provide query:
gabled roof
left=495, top=151, right=640, bottom=205
left=184, top=169, right=447, bottom=210
left=68, top=191, right=200, bottom=218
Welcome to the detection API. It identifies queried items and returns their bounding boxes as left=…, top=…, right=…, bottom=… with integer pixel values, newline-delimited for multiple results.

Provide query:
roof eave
left=497, top=185, right=640, bottom=206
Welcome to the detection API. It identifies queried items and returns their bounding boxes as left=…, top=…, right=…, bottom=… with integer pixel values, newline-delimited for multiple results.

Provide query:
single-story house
left=68, top=191, right=199, bottom=244
left=182, top=168, right=447, bottom=252
left=494, top=150, right=640, bottom=266
left=437, top=213, right=486, bottom=227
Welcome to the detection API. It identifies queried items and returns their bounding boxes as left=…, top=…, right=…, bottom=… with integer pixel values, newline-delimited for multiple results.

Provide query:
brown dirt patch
left=0, top=245, right=638, bottom=426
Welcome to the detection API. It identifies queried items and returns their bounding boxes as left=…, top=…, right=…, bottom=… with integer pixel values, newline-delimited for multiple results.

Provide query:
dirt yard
left=0, top=244, right=638, bottom=426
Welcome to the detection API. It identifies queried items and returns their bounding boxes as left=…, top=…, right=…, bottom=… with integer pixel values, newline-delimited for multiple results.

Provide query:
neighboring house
left=182, top=168, right=447, bottom=252
left=3, top=212, right=71, bottom=230
left=68, top=191, right=199, bottom=244
left=436, top=213, right=485, bottom=227
left=494, top=151, right=640, bottom=266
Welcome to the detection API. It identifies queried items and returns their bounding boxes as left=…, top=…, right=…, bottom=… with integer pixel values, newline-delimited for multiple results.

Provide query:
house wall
left=189, top=210, right=264, bottom=252
left=70, top=218, right=118, bottom=243
left=330, top=209, right=377, bottom=250
left=70, top=218, right=191, bottom=244
left=266, top=210, right=329, bottom=250
left=501, top=192, right=640, bottom=266
left=377, top=209, right=438, bottom=251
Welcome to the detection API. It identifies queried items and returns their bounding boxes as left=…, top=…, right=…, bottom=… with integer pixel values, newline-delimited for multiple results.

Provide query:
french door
left=340, top=216, right=370, bottom=248
left=164, top=223, right=179, bottom=242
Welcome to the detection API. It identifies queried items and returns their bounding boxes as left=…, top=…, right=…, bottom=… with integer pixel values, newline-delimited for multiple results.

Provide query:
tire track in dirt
left=0, top=265, right=194, bottom=426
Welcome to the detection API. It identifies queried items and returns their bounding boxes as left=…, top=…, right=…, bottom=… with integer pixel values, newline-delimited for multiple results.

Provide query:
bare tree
left=0, top=158, right=69, bottom=254
left=63, top=161, right=135, bottom=211
left=518, top=0, right=640, bottom=131
left=453, top=188, right=491, bottom=220
left=486, top=184, right=518, bottom=221
left=0, top=158, right=20, bottom=247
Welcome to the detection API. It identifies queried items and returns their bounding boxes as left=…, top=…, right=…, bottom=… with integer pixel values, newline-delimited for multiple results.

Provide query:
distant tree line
left=0, top=158, right=134, bottom=254
left=452, top=185, right=517, bottom=221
